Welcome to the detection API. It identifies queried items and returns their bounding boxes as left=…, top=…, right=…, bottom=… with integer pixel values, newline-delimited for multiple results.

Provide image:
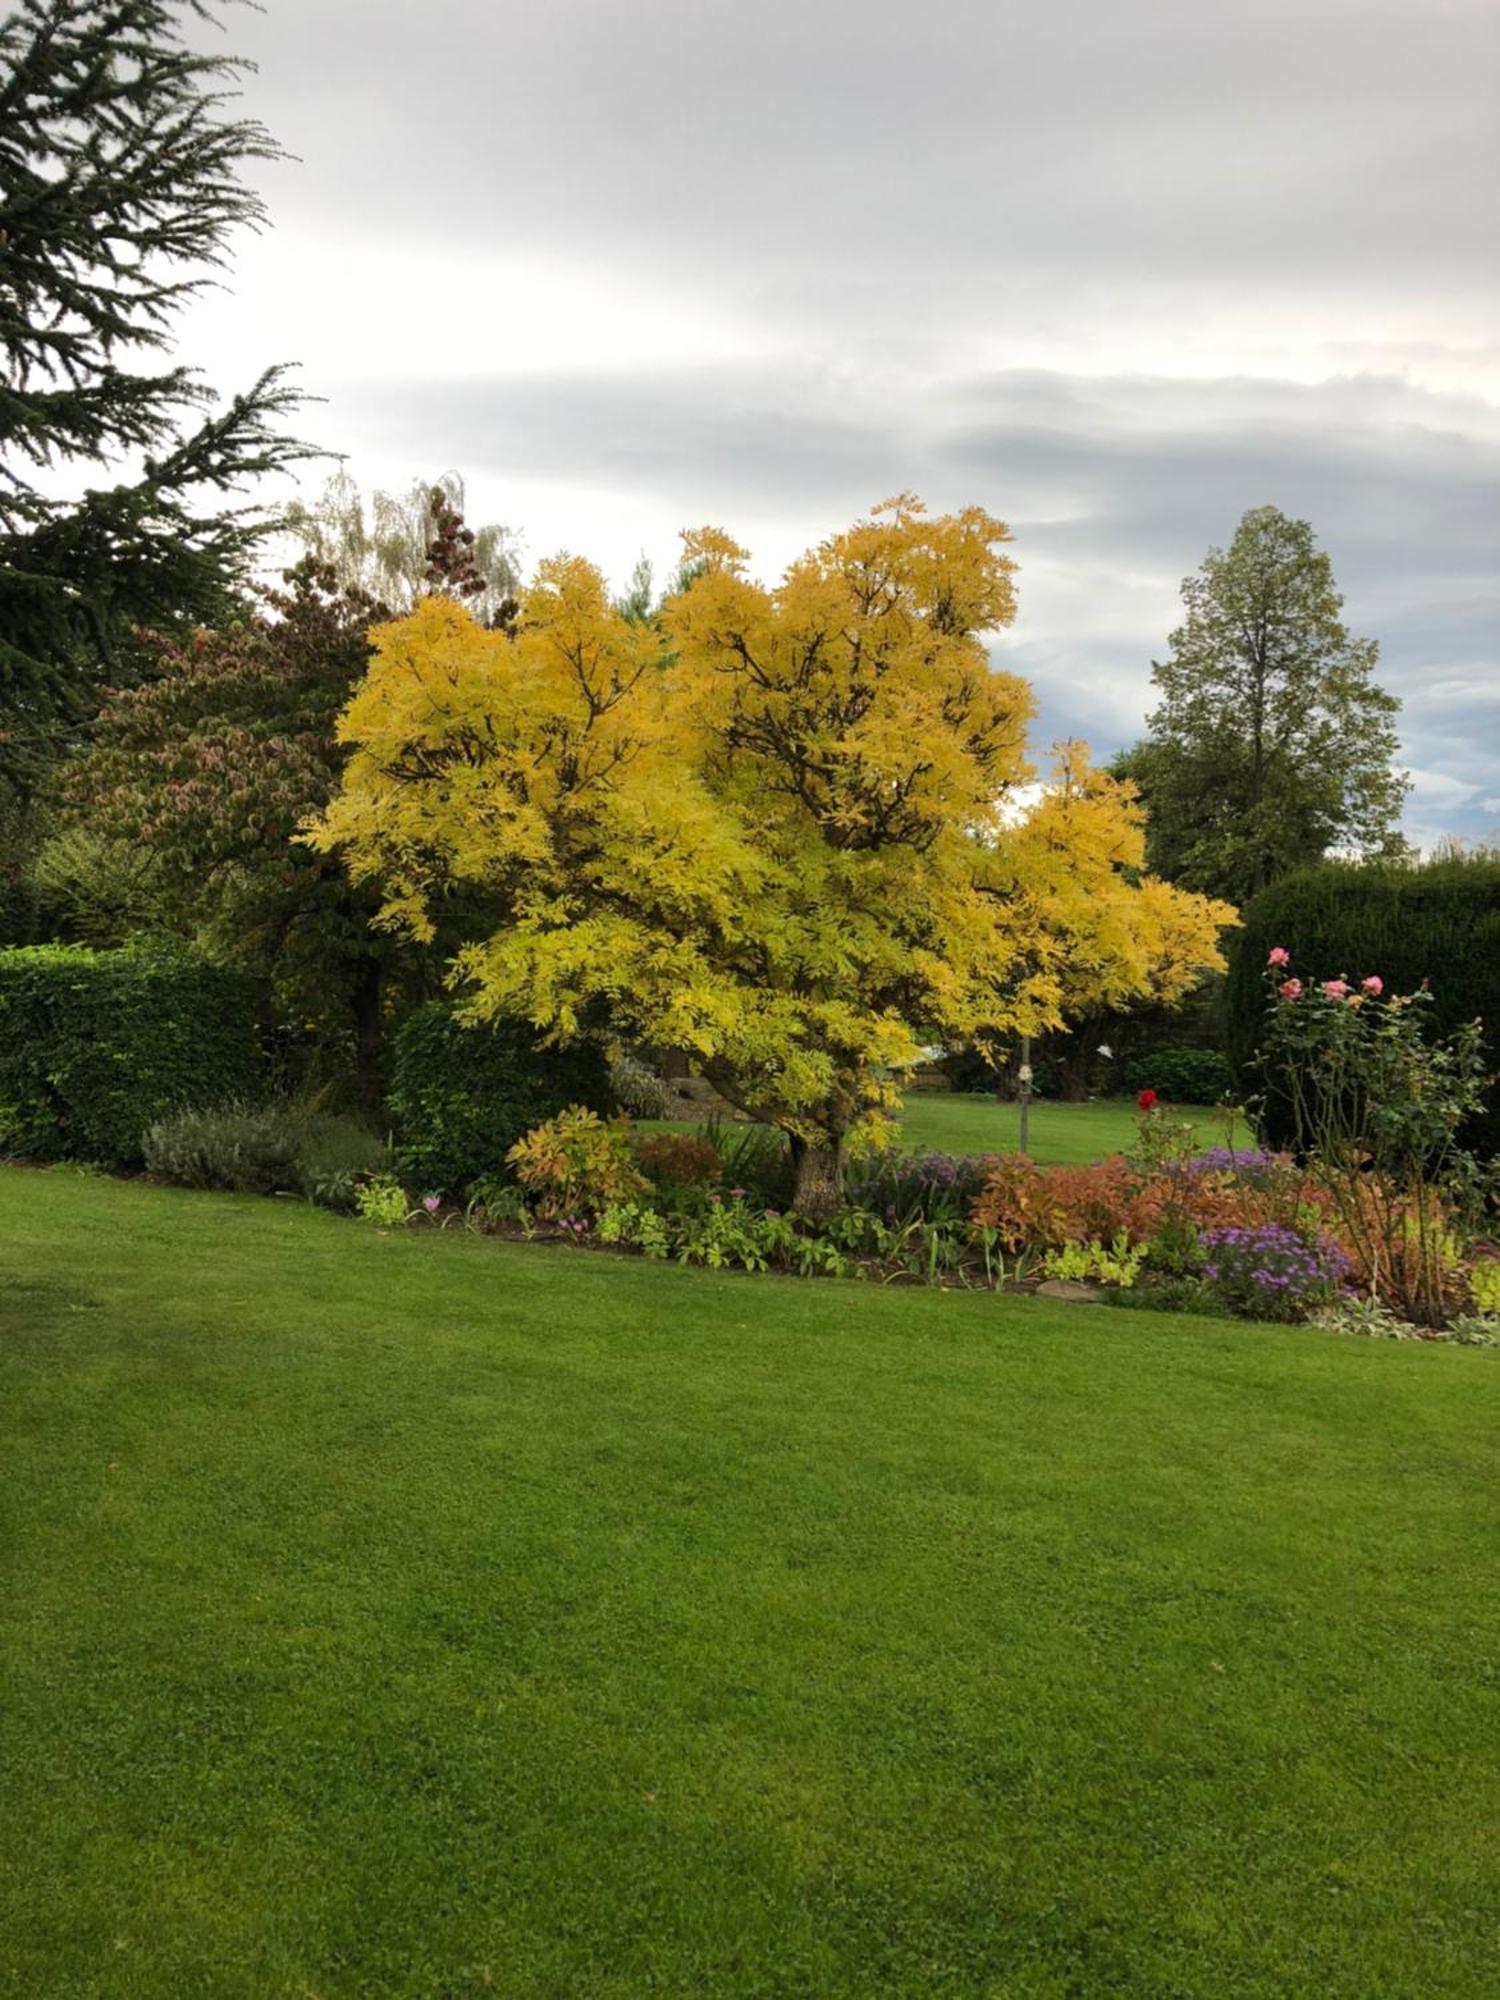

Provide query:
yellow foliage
left=310, top=499, right=1234, bottom=1182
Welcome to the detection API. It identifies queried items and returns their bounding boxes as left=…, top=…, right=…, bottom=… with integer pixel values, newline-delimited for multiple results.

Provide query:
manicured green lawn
left=896, top=1090, right=1238, bottom=1162
left=2, top=1167, right=1496, bottom=1997
left=660, top=1091, right=1240, bottom=1165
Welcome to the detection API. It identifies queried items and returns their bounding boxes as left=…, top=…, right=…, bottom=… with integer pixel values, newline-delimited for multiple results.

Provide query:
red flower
left=1137, top=1088, right=1158, bottom=1111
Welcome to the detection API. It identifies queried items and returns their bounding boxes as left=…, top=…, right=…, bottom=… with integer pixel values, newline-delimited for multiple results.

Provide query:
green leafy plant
left=1445, top=1316, right=1500, bottom=1348
left=292, top=1116, right=391, bottom=1212
left=1143, top=1210, right=1208, bottom=1277
left=506, top=1108, right=647, bottom=1219
left=597, top=1199, right=672, bottom=1260
left=1104, top=1277, right=1230, bottom=1316
left=697, top=1116, right=796, bottom=1210
left=464, top=1179, right=534, bottom=1235
left=1468, top=1259, right=1500, bottom=1317
left=354, top=1175, right=410, bottom=1228
left=1043, top=1234, right=1145, bottom=1288
left=1128, top=1094, right=1200, bottom=1177
left=670, top=1197, right=777, bottom=1272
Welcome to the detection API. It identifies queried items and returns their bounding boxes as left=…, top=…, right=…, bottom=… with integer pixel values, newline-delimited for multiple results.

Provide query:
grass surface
left=2, top=1166, right=1497, bottom=1998
left=895, top=1091, right=1238, bottom=1163
left=661, top=1092, right=1241, bottom=1165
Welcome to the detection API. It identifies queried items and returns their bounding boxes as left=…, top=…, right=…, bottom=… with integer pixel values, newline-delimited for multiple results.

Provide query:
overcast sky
left=184, top=0, right=1499, bottom=848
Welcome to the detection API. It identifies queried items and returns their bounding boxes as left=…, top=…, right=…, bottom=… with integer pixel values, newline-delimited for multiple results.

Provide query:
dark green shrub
left=1122, top=1046, right=1232, bottom=1105
left=390, top=1003, right=613, bottom=1195
left=144, top=1102, right=303, bottom=1194
left=293, top=1114, right=391, bottom=1211
left=698, top=1116, right=797, bottom=1210
left=0, top=943, right=263, bottom=1165
left=1226, top=854, right=1500, bottom=1160
left=939, top=1044, right=1060, bottom=1097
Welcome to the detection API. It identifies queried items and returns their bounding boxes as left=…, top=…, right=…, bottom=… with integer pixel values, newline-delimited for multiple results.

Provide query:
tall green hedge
left=0, top=943, right=264, bottom=1165
left=390, top=1002, right=614, bottom=1195
left=1226, top=855, right=1500, bottom=1159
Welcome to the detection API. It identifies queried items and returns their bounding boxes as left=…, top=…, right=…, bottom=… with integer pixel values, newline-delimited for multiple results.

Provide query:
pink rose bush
left=1258, top=955, right=1493, bottom=1326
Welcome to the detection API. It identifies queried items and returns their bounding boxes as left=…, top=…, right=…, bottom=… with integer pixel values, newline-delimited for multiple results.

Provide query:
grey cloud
left=337, top=366, right=913, bottom=515
left=202, top=0, right=1499, bottom=845
left=229, top=0, right=1497, bottom=305
left=328, top=358, right=1498, bottom=838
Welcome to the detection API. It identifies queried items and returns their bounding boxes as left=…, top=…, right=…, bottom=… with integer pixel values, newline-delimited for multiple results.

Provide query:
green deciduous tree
left=1116, top=505, right=1408, bottom=908
left=0, top=0, right=313, bottom=795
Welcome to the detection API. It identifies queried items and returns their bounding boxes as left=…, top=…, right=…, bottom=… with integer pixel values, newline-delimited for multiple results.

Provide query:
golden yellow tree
left=313, top=497, right=1233, bottom=1213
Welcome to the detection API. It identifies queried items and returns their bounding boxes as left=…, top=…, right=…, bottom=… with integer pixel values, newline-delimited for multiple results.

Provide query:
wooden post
left=1017, top=1033, right=1033, bottom=1156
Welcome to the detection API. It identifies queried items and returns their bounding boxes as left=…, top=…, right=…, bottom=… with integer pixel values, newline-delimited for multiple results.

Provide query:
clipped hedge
left=0, top=943, right=263, bottom=1165
left=1122, top=1046, right=1232, bottom=1106
left=390, top=1002, right=613, bottom=1196
left=1227, top=855, right=1500, bottom=1159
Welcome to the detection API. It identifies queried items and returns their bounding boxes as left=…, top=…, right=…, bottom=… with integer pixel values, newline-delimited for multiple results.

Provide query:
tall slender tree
left=0, top=0, right=314, bottom=796
left=1116, top=506, right=1408, bottom=908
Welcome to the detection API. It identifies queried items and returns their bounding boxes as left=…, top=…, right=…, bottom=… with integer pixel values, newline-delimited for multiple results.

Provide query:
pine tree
left=0, top=0, right=315, bottom=795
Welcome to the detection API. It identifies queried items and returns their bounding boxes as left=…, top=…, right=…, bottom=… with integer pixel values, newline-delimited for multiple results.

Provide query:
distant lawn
left=896, top=1091, right=1239, bottom=1163
left=661, top=1092, right=1242, bottom=1165
left=3, top=1167, right=1497, bottom=1996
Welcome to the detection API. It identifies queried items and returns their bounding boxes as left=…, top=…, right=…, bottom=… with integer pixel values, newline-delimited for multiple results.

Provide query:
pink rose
left=1362, top=975, right=1383, bottom=995
left=1267, top=946, right=1291, bottom=968
left=1278, top=978, right=1303, bottom=1001
left=1323, top=979, right=1349, bottom=999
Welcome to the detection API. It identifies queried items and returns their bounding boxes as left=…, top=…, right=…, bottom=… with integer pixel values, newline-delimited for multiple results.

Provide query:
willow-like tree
left=313, top=498, right=1232, bottom=1212
left=1116, top=505, right=1408, bottom=906
left=283, top=472, right=521, bottom=630
left=0, top=0, right=313, bottom=797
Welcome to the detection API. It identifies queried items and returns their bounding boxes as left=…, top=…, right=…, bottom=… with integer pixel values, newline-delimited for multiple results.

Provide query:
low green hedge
left=390, top=1002, right=613, bottom=1196
left=1122, top=1046, right=1232, bottom=1105
left=0, top=943, right=263, bottom=1165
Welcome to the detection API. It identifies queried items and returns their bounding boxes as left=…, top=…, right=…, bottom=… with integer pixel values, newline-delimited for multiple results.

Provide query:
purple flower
left=1199, top=1221, right=1346, bottom=1322
left=422, top=1194, right=441, bottom=1214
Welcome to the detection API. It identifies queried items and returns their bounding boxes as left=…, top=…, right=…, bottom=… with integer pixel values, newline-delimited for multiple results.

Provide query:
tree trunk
left=790, top=1134, right=845, bottom=1221
left=351, top=957, right=384, bottom=1115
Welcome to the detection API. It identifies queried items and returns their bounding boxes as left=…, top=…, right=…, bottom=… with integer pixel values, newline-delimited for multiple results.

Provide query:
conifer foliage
left=0, top=0, right=313, bottom=792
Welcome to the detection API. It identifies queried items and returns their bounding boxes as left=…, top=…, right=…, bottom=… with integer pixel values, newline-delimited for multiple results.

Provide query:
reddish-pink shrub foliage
left=971, top=1154, right=1327, bottom=1251
left=633, top=1131, right=722, bottom=1189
